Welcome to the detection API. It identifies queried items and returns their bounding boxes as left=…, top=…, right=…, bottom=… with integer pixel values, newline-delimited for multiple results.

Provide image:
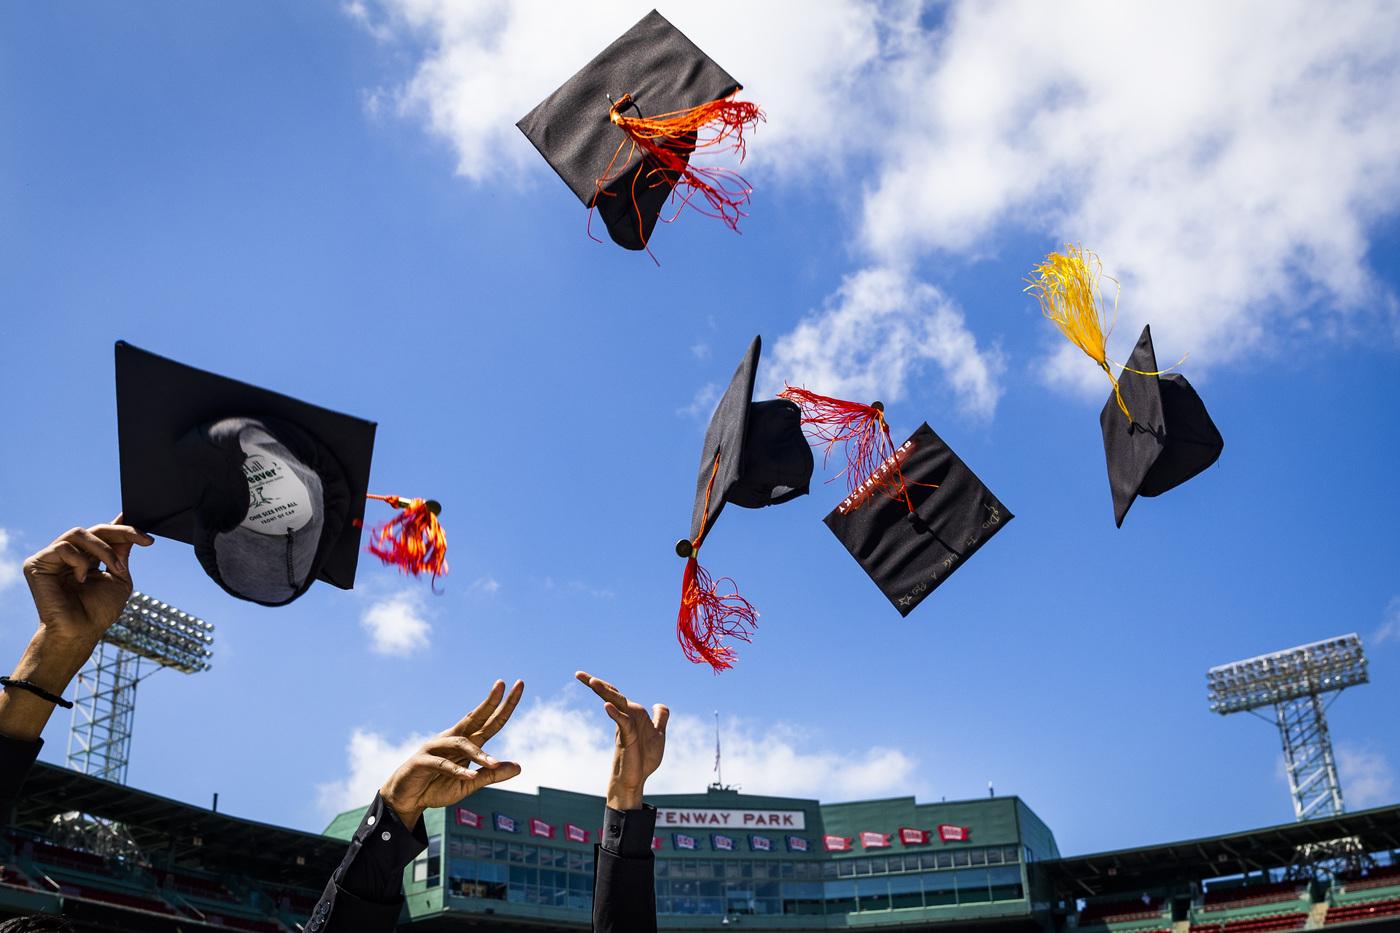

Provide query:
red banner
left=651, top=836, right=663, bottom=850
left=899, top=827, right=930, bottom=845
left=823, top=835, right=852, bottom=852
left=860, top=831, right=891, bottom=849
left=938, top=824, right=971, bottom=842
left=455, top=808, right=481, bottom=828
left=529, top=818, right=555, bottom=839
left=565, top=823, right=590, bottom=844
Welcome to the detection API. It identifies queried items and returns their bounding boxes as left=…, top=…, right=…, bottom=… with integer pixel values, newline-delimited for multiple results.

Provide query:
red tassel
left=677, top=555, right=757, bottom=673
left=366, top=494, right=448, bottom=584
left=778, top=386, right=913, bottom=509
left=593, top=93, right=764, bottom=249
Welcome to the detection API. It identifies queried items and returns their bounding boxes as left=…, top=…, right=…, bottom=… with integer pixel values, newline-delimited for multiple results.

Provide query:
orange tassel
left=677, top=555, right=757, bottom=673
left=594, top=92, right=763, bottom=248
left=779, top=387, right=916, bottom=511
left=366, top=494, right=448, bottom=584
left=676, top=452, right=756, bottom=672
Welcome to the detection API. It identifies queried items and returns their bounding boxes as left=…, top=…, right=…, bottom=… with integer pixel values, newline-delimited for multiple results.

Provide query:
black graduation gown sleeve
left=306, top=793, right=428, bottom=932
left=593, top=804, right=658, bottom=933
left=0, top=735, right=42, bottom=818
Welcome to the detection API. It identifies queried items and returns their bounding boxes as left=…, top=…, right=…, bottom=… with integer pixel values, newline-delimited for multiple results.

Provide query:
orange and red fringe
left=592, top=93, right=764, bottom=254
left=677, top=452, right=757, bottom=672
left=677, top=556, right=757, bottom=673
left=779, top=387, right=916, bottom=510
left=365, top=494, right=448, bottom=587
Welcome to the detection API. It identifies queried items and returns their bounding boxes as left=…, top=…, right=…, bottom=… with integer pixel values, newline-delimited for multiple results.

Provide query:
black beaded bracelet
left=0, top=676, right=74, bottom=709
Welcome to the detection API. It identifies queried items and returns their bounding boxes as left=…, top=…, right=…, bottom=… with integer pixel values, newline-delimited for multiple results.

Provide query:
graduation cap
left=115, top=341, right=447, bottom=606
left=677, top=336, right=812, bottom=670
left=517, top=9, right=762, bottom=254
left=779, top=388, right=1013, bottom=616
left=1101, top=325, right=1224, bottom=526
left=1025, top=246, right=1223, bottom=526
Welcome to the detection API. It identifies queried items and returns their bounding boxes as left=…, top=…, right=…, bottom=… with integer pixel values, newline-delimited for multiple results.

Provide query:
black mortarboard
left=115, top=341, right=376, bottom=606
left=676, top=336, right=813, bottom=669
left=517, top=10, right=757, bottom=252
left=823, top=423, right=1013, bottom=617
left=1101, top=325, right=1224, bottom=526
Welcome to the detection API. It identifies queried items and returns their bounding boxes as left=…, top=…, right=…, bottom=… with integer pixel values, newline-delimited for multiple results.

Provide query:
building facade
left=324, top=785, right=1061, bottom=930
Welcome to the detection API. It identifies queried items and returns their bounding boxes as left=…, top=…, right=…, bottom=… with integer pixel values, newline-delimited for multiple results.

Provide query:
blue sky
left=2, top=1, right=1398, bottom=858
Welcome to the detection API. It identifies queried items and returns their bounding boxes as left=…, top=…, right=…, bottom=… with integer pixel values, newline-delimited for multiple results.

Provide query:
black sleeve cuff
left=335, top=794, right=429, bottom=903
left=0, top=735, right=43, bottom=815
left=602, top=804, right=656, bottom=858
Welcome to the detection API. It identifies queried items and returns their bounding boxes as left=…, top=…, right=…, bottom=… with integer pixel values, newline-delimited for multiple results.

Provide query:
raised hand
left=575, top=671, right=668, bottom=811
left=24, top=519, right=154, bottom=648
left=379, top=679, right=525, bottom=829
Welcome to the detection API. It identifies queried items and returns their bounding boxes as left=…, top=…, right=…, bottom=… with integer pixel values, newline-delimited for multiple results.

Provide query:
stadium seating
left=1078, top=896, right=1166, bottom=924
left=1336, top=865, right=1400, bottom=895
left=1202, top=881, right=1306, bottom=911
left=1324, top=896, right=1400, bottom=925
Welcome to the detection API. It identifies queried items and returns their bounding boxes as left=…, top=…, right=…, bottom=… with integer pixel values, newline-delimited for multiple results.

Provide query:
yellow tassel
left=1024, top=245, right=1130, bottom=419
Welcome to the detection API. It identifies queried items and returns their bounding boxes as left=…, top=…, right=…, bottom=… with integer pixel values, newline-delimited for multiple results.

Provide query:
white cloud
left=859, top=0, right=1400, bottom=387
left=1338, top=743, right=1396, bottom=809
left=315, top=687, right=920, bottom=817
left=361, top=590, right=432, bottom=657
left=354, top=0, right=1400, bottom=407
left=316, top=727, right=429, bottom=816
left=471, top=576, right=501, bottom=595
left=767, top=267, right=1004, bottom=418
left=1377, top=596, right=1400, bottom=646
left=677, top=381, right=720, bottom=419
left=348, top=0, right=892, bottom=182
left=0, top=528, right=20, bottom=591
left=494, top=690, right=918, bottom=801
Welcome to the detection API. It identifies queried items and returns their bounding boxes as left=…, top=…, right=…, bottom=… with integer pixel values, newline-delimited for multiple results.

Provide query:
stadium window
left=855, top=858, right=873, bottom=876
left=969, top=848, right=987, bottom=866
left=655, top=858, right=670, bottom=877
left=920, top=852, right=937, bottom=869
left=780, top=861, right=794, bottom=879
left=952, top=850, right=971, bottom=868
left=936, top=852, right=953, bottom=869
left=869, top=856, right=888, bottom=873
left=724, top=861, right=743, bottom=880
left=987, top=865, right=1024, bottom=901
left=824, top=880, right=857, bottom=915
left=954, top=868, right=992, bottom=904
left=508, top=843, right=526, bottom=864
left=821, top=861, right=839, bottom=879
left=1003, top=846, right=1019, bottom=863
left=986, top=848, right=1003, bottom=865
left=837, top=860, right=856, bottom=878
left=427, top=835, right=441, bottom=887
left=924, top=871, right=956, bottom=907
left=888, top=873, right=923, bottom=910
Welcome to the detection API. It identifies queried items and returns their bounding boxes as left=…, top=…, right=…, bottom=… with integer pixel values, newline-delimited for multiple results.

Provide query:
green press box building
left=325, top=785, right=1060, bottom=931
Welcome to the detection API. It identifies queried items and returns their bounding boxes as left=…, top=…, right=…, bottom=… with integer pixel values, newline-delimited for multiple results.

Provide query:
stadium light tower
left=1207, top=634, right=1368, bottom=822
left=67, top=591, right=214, bottom=783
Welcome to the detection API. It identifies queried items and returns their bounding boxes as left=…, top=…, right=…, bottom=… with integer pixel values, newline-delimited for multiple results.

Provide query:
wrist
left=13, top=629, right=93, bottom=694
left=607, top=783, right=644, bottom=811
left=379, top=787, right=424, bottom=831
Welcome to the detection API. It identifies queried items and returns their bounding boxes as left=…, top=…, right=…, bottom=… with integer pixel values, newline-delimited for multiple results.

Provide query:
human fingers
left=30, top=540, right=96, bottom=584
left=445, top=680, right=506, bottom=736
left=652, top=704, right=670, bottom=734
left=421, top=736, right=498, bottom=768
left=408, top=753, right=474, bottom=783
left=464, top=761, right=521, bottom=793
left=89, top=524, right=155, bottom=548
left=61, top=528, right=123, bottom=574
left=578, top=672, right=628, bottom=708
left=476, top=679, right=524, bottom=743
left=604, top=702, right=637, bottom=742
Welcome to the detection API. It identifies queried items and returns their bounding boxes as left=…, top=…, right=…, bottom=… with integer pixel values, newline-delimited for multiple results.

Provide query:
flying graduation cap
left=779, top=388, right=1013, bottom=616
left=517, top=10, right=762, bottom=254
left=1025, top=247, right=1224, bottom=526
left=677, top=337, right=812, bottom=670
left=114, top=341, right=447, bottom=606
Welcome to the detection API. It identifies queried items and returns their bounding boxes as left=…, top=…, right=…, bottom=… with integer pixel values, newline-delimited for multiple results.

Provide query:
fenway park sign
left=656, top=808, right=807, bottom=831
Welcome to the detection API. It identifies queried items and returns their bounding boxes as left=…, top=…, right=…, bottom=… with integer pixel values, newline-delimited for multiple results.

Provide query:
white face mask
left=238, top=433, right=315, bottom=536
